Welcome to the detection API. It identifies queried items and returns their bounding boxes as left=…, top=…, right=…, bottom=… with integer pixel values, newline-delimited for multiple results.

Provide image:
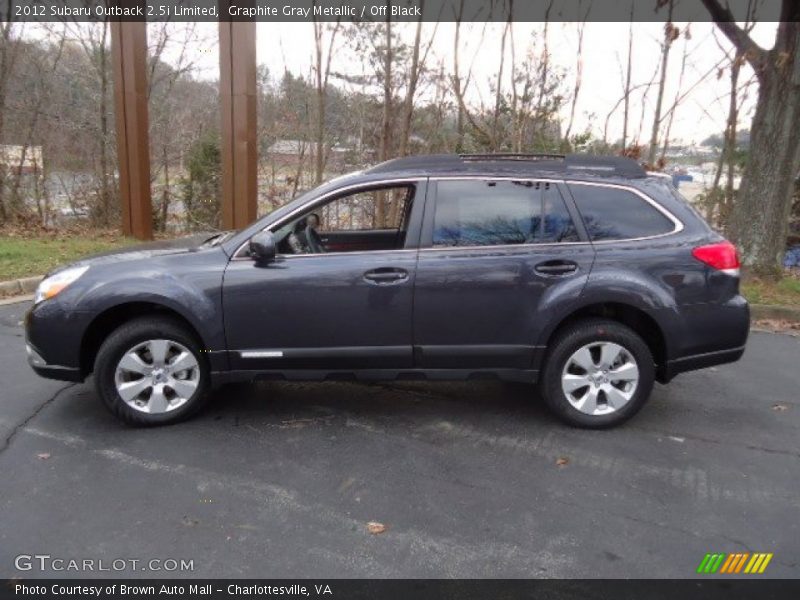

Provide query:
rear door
left=412, top=178, right=595, bottom=370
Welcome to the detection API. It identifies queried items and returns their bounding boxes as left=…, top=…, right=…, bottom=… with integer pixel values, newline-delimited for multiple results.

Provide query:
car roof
left=362, top=153, right=648, bottom=182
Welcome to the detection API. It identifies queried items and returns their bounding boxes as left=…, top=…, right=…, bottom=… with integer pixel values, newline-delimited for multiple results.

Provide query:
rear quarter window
left=568, top=183, right=676, bottom=241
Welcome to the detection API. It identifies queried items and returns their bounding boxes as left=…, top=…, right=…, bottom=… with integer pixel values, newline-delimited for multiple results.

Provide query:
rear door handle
left=535, top=260, right=579, bottom=276
left=364, top=268, right=409, bottom=284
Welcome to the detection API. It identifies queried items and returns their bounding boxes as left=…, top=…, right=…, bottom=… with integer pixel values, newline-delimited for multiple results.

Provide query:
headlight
left=34, top=265, right=89, bottom=305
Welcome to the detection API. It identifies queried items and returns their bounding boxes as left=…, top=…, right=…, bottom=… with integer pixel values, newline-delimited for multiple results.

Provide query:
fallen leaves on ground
left=556, top=457, right=570, bottom=467
left=366, top=522, right=387, bottom=534
left=753, top=319, right=800, bottom=334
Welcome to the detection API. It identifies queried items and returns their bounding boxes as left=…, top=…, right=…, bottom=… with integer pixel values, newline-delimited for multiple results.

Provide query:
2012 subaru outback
left=25, top=154, right=749, bottom=428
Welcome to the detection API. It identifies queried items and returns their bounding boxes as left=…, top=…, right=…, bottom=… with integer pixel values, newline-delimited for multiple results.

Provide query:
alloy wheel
left=114, top=339, right=200, bottom=414
left=561, top=341, right=640, bottom=416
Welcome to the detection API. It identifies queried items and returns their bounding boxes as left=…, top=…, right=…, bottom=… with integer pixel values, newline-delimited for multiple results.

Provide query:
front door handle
left=535, top=260, right=579, bottom=276
left=364, top=268, right=409, bottom=284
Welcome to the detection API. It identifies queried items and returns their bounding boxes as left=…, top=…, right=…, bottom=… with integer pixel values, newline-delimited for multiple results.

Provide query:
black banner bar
left=4, top=580, right=800, bottom=600
left=0, top=0, right=790, bottom=23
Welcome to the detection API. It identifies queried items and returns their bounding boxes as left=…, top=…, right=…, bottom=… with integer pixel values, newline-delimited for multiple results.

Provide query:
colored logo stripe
left=697, top=553, right=773, bottom=574
left=744, top=553, right=774, bottom=574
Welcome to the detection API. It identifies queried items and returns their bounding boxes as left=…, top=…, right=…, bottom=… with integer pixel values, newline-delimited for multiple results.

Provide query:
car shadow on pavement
left=40, top=378, right=559, bottom=435
left=204, top=379, right=555, bottom=424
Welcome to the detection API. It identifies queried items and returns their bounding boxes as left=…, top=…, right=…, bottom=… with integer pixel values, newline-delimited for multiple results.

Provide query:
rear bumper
left=662, top=344, right=746, bottom=381
left=657, top=294, right=749, bottom=382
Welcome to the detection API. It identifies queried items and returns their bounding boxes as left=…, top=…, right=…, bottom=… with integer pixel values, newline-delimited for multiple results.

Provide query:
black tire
left=539, top=318, right=655, bottom=429
left=94, top=317, right=209, bottom=426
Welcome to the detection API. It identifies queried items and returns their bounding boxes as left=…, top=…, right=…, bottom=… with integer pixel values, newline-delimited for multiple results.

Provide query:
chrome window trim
left=269, top=248, right=420, bottom=260
left=425, top=176, right=684, bottom=249
left=418, top=241, right=592, bottom=253
left=232, top=178, right=422, bottom=259
left=565, top=180, right=684, bottom=243
left=232, top=174, right=684, bottom=260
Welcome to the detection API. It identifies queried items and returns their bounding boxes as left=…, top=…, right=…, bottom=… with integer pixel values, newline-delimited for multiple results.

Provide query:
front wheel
left=540, top=319, right=655, bottom=429
left=94, top=317, right=209, bottom=426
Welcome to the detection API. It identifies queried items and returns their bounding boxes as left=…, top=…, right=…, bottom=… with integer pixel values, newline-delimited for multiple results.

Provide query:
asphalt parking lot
left=0, top=298, right=798, bottom=579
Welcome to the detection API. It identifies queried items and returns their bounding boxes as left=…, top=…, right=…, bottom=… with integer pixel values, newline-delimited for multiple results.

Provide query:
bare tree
left=659, top=25, right=691, bottom=161
left=647, top=0, right=677, bottom=165
left=0, top=15, right=23, bottom=222
left=702, top=0, right=800, bottom=273
left=66, top=21, right=117, bottom=226
left=312, top=6, right=341, bottom=183
left=621, top=2, right=634, bottom=152
left=707, top=21, right=757, bottom=228
left=563, top=1, right=592, bottom=145
left=397, top=0, right=435, bottom=157
left=491, top=1, right=512, bottom=151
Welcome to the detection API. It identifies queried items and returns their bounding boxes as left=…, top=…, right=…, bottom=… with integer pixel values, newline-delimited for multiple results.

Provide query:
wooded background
left=0, top=0, right=798, bottom=275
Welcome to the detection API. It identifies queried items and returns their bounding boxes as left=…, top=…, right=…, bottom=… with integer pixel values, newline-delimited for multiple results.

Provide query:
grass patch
left=741, top=275, right=800, bottom=307
left=0, top=232, right=136, bottom=281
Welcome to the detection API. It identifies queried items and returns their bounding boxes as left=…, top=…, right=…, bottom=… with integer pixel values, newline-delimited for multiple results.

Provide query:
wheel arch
left=80, top=301, right=207, bottom=377
left=539, top=301, right=671, bottom=382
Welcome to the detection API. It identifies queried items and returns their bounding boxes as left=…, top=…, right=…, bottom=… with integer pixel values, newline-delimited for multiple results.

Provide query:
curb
left=0, top=275, right=42, bottom=297
left=750, top=303, right=800, bottom=323
left=0, top=294, right=34, bottom=306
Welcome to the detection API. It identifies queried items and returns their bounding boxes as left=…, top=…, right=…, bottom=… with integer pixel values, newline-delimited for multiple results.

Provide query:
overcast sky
left=42, top=19, right=778, bottom=146
left=227, top=21, right=775, bottom=145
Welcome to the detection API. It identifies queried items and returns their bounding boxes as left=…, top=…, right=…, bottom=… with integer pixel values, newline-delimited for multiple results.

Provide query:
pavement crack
left=0, top=383, right=76, bottom=455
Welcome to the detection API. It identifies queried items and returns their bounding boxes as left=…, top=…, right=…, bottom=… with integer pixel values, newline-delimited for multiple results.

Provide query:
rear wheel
left=94, top=317, right=209, bottom=426
left=540, top=319, right=654, bottom=428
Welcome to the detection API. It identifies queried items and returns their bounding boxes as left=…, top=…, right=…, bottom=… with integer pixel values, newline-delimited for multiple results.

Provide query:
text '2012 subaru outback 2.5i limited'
left=25, top=154, right=749, bottom=428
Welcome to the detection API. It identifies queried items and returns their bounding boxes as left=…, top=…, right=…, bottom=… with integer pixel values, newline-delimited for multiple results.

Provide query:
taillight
left=692, top=241, right=740, bottom=274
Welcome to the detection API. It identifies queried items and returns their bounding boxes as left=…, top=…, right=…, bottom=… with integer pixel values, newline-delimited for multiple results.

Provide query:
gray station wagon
left=25, top=154, right=749, bottom=428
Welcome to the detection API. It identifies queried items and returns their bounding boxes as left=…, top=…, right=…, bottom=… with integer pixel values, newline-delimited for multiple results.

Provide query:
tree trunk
left=491, top=17, right=510, bottom=151
left=398, top=2, right=424, bottom=157
left=621, top=4, right=633, bottom=152
left=701, top=1, right=800, bottom=273
left=728, top=64, right=800, bottom=274
left=377, top=12, right=392, bottom=227
left=98, top=22, right=112, bottom=227
left=721, top=57, right=742, bottom=227
left=453, top=0, right=465, bottom=152
left=647, top=0, right=675, bottom=165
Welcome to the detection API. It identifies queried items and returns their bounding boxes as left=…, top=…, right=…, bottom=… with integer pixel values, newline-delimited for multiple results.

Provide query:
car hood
left=60, top=232, right=224, bottom=272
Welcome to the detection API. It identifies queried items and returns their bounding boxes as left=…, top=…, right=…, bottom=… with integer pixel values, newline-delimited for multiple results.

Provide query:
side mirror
left=249, top=231, right=276, bottom=263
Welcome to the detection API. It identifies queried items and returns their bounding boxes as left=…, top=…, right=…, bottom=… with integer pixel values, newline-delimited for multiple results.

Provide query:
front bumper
left=26, top=341, right=84, bottom=382
left=25, top=300, right=89, bottom=382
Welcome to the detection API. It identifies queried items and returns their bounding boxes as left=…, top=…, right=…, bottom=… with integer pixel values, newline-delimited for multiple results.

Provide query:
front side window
left=320, top=186, right=412, bottom=233
left=568, top=184, right=675, bottom=241
left=432, top=180, right=579, bottom=247
left=274, top=184, right=415, bottom=255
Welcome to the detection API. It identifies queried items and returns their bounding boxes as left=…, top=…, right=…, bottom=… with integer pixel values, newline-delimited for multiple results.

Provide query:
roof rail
left=459, top=153, right=565, bottom=162
left=456, top=153, right=647, bottom=178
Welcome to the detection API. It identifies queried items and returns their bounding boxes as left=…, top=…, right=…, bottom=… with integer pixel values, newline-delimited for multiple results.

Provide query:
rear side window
left=432, top=180, right=579, bottom=247
left=568, top=184, right=675, bottom=241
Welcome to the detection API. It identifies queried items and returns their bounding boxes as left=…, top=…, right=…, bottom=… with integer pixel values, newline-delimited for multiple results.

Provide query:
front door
left=222, top=181, right=425, bottom=372
left=413, top=178, right=595, bottom=370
